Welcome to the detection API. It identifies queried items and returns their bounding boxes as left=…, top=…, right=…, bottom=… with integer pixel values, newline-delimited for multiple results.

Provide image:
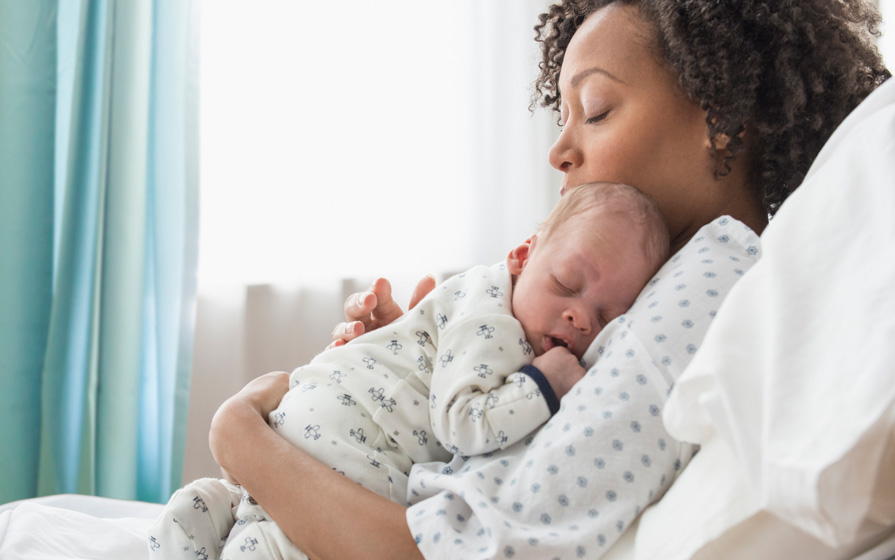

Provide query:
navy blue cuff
left=520, top=364, right=560, bottom=415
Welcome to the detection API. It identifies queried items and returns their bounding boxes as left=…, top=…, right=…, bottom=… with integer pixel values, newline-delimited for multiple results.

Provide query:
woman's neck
left=670, top=186, right=768, bottom=254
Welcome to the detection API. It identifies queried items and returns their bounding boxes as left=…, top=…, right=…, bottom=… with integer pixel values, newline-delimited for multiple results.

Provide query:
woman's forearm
left=210, top=396, right=423, bottom=560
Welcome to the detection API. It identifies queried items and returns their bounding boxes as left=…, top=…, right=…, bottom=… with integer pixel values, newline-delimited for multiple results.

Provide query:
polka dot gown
left=406, top=216, right=761, bottom=559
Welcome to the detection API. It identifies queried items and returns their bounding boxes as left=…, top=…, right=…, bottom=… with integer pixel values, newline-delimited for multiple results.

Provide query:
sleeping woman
left=207, top=1, right=890, bottom=558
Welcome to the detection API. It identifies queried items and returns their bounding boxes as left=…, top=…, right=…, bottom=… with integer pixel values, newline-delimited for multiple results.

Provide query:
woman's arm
left=209, top=372, right=423, bottom=560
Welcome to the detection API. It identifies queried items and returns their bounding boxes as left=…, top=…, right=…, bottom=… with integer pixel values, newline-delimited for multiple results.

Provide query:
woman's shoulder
left=635, top=215, right=761, bottom=323
left=582, top=216, right=762, bottom=381
left=643, top=216, right=761, bottom=306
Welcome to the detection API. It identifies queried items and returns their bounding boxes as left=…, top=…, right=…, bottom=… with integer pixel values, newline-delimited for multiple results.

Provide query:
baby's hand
left=532, top=347, right=586, bottom=400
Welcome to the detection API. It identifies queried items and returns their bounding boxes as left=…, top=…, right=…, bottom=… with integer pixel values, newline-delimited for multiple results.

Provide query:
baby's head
left=507, top=182, right=670, bottom=358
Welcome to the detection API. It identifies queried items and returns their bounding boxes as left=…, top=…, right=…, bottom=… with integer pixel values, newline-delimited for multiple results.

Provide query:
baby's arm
left=428, top=313, right=557, bottom=456
left=424, top=264, right=582, bottom=456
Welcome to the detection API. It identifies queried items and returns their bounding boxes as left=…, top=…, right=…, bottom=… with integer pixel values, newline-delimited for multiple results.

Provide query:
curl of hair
left=532, top=0, right=890, bottom=214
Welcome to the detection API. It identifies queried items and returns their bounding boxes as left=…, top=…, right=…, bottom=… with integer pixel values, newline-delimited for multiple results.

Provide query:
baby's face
left=510, top=213, right=654, bottom=359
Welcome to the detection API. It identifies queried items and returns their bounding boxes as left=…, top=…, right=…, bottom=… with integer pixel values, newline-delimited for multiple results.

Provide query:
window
left=199, top=2, right=478, bottom=286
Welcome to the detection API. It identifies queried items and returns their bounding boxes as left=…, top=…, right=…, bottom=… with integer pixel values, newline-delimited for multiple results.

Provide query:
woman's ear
left=507, top=236, right=536, bottom=274
left=705, top=123, right=747, bottom=153
left=711, top=133, right=732, bottom=151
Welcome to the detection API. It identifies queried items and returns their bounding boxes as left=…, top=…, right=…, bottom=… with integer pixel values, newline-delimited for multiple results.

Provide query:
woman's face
left=549, top=4, right=759, bottom=249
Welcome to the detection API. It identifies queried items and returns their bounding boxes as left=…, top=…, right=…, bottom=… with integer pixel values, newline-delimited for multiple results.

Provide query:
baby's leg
left=272, top=372, right=413, bottom=502
left=148, top=477, right=243, bottom=559
left=215, top=366, right=415, bottom=559
left=221, top=494, right=307, bottom=560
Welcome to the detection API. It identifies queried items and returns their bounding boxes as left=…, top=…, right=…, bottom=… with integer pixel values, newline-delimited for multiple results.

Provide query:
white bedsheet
left=1, top=493, right=894, bottom=559
left=0, top=495, right=161, bottom=559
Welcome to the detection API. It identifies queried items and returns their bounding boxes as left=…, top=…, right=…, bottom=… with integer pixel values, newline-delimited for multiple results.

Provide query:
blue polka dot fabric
left=405, top=216, right=761, bottom=559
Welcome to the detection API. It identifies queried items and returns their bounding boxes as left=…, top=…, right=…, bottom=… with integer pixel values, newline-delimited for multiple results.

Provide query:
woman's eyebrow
left=570, top=66, right=626, bottom=88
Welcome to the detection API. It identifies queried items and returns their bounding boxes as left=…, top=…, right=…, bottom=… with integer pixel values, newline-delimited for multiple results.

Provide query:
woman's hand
left=209, top=371, right=290, bottom=479
left=228, top=370, right=289, bottom=418
left=207, top=371, right=421, bottom=559
left=328, top=275, right=436, bottom=349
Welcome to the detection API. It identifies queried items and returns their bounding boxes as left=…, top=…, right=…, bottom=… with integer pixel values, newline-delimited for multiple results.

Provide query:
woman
left=209, top=1, right=889, bottom=558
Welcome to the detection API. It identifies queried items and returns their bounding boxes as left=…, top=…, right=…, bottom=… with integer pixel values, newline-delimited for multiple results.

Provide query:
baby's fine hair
left=538, top=182, right=671, bottom=271
left=532, top=0, right=890, bottom=215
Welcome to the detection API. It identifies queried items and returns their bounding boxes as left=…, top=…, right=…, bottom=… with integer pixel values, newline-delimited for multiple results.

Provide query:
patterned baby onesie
left=406, top=216, right=762, bottom=559
left=150, top=262, right=556, bottom=559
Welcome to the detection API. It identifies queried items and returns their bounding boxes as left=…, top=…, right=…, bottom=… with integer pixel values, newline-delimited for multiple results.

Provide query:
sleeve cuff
left=520, top=364, right=560, bottom=415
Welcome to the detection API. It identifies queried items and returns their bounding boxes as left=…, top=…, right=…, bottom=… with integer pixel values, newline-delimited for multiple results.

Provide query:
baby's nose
left=564, top=307, right=592, bottom=334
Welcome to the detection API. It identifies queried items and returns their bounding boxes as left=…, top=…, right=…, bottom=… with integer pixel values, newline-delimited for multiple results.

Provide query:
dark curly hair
left=533, top=0, right=890, bottom=215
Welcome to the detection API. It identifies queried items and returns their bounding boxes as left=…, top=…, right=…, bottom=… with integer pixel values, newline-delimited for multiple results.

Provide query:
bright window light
left=199, top=1, right=473, bottom=286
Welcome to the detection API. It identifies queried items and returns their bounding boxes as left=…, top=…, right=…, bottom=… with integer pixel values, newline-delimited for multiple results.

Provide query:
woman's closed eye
left=585, top=110, right=610, bottom=124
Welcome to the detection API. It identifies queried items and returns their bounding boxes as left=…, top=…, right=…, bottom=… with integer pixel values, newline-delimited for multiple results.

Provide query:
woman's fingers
left=344, top=289, right=377, bottom=326
left=342, top=278, right=402, bottom=330
left=329, top=275, right=437, bottom=351
left=408, top=275, right=437, bottom=310
left=328, top=321, right=364, bottom=349
left=367, top=278, right=403, bottom=327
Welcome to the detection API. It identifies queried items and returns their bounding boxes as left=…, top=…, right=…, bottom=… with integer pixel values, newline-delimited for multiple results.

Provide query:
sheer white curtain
left=184, top=1, right=560, bottom=481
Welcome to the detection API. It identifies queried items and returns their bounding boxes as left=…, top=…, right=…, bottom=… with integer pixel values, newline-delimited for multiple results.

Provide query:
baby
left=149, top=181, right=670, bottom=560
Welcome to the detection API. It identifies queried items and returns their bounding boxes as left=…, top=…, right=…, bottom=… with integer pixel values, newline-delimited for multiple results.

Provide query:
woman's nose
left=548, top=126, right=583, bottom=173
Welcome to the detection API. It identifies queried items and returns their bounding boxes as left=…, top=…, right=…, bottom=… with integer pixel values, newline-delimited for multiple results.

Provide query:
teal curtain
left=0, top=0, right=199, bottom=504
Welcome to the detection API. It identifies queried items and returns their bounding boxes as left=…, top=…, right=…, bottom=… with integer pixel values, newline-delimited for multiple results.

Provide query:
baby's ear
left=506, top=236, right=536, bottom=274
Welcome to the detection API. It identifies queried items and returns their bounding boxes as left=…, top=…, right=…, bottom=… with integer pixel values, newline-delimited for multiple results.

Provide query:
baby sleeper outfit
left=150, top=262, right=559, bottom=559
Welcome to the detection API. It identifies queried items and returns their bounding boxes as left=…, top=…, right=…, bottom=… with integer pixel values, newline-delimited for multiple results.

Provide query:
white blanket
left=0, top=495, right=161, bottom=559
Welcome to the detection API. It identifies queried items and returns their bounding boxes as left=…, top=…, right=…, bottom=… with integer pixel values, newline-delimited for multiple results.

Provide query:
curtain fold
left=0, top=0, right=199, bottom=504
left=0, top=0, right=58, bottom=504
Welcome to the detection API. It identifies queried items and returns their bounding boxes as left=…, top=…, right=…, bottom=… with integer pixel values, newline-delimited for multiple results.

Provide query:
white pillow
left=635, top=76, right=895, bottom=558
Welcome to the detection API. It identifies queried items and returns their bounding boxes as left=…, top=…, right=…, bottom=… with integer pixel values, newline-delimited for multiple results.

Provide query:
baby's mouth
left=544, top=335, right=571, bottom=353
